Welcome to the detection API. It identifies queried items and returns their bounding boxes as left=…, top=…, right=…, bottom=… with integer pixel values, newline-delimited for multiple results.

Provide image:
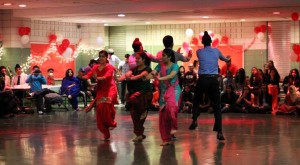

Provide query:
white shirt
left=11, top=73, right=28, bottom=86
left=108, top=54, right=121, bottom=68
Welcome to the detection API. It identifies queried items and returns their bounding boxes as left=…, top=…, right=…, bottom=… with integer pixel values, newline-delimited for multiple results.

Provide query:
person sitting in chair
left=60, top=69, right=80, bottom=111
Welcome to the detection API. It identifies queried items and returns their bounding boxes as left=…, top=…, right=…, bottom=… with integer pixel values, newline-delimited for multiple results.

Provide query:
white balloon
left=185, top=29, right=194, bottom=37
left=21, top=35, right=30, bottom=44
left=257, top=32, right=265, bottom=41
left=214, top=34, right=222, bottom=41
left=96, top=36, right=104, bottom=45
left=290, top=53, right=298, bottom=62
left=63, top=47, right=73, bottom=58
left=56, top=33, right=63, bottom=42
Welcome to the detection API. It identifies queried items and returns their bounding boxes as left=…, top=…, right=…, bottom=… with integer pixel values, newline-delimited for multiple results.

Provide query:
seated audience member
left=47, top=68, right=55, bottom=85
left=277, top=85, right=300, bottom=115
left=221, top=85, right=237, bottom=113
left=220, top=56, right=238, bottom=77
left=248, top=67, right=262, bottom=108
left=0, top=90, right=20, bottom=118
left=223, top=70, right=235, bottom=94
left=11, top=64, right=28, bottom=107
left=178, top=84, right=194, bottom=113
left=0, top=66, right=11, bottom=91
left=258, top=84, right=272, bottom=113
left=235, top=86, right=253, bottom=113
left=60, top=69, right=80, bottom=111
left=199, top=92, right=213, bottom=113
left=282, top=69, right=300, bottom=94
left=26, top=68, right=47, bottom=114
left=77, top=67, right=94, bottom=107
left=234, top=68, right=246, bottom=96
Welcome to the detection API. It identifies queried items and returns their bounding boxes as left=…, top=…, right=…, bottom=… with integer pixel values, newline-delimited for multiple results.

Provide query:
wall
left=0, top=10, right=105, bottom=75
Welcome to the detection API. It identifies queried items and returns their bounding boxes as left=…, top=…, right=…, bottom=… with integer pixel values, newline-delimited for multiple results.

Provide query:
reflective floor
left=1, top=106, right=300, bottom=165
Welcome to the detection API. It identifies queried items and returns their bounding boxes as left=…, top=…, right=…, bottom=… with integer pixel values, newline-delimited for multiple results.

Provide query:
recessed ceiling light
left=104, top=24, right=108, bottom=26
left=90, top=19, right=96, bottom=22
left=240, top=19, right=246, bottom=22
left=192, top=21, right=196, bottom=23
left=202, top=16, right=209, bottom=19
left=273, top=11, right=280, bottom=15
left=19, top=4, right=27, bottom=7
left=2, top=2, right=13, bottom=6
left=145, top=22, right=151, bottom=24
left=118, top=14, right=125, bottom=17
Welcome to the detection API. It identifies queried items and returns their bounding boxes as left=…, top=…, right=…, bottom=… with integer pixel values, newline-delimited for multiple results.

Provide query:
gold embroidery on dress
left=96, top=97, right=112, bottom=105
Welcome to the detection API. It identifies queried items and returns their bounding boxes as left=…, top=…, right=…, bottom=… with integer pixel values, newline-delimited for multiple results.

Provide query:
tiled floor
left=0, top=106, right=300, bottom=165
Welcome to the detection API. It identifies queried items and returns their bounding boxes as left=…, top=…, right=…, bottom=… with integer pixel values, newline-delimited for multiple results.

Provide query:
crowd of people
left=1, top=31, right=300, bottom=146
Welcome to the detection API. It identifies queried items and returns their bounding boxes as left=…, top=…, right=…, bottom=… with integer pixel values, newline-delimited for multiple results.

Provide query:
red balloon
left=62, top=39, right=70, bottom=47
left=24, top=27, right=31, bottom=35
left=49, top=34, right=57, bottom=42
left=18, top=27, right=26, bottom=36
left=254, top=26, right=261, bottom=34
left=221, top=36, right=229, bottom=44
left=260, top=25, right=267, bottom=33
left=58, top=44, right=67, bottom=55
left=291, top=12, right=299, bottom=21
left=212, top=38, right=219, bottom=47
left=297, top=55, right=300, bottom=62
left=293, top=44, right=300, bottom=55
left=191, top=37, right=199, bottom=46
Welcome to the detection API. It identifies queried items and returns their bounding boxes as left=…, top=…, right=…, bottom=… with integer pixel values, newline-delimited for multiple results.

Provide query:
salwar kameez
left=83, top=64, right=118, bottom=139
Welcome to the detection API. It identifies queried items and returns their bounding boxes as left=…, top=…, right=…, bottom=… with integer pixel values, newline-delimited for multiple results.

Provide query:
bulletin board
left=183, top=45, right=243, bottom=71
left=30, top=43, right=75, bottom=78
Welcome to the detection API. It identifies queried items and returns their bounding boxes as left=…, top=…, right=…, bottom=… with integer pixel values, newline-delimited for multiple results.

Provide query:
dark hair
left=136, top=52, right=151, bottom=67
left=124, top=54, right=130, bottom=59
left=65, top=69, right=73, bottom=78
left=89, top=59, right=97, bottom=65
left=162, top=48, right=175, bottom=63
left=0, top=66, right=6, bottom=70
left=290, top=68, right=300, bottom=79
left=163, top=35, right=174, bottom=48
left=99, top=50, right=109, bottom=63
left=48, top=68, right=54, bottom=72
left=132, top=38, right=142, bottom=52
left=33, top=65, right=40, bottom=70
left=202, top=31, right=212, bottom=46
left=193, top=60, right=198, bottom=67
left=15, top=64, right=21, bottom=70
left=235, top=68, right=246, bottom=84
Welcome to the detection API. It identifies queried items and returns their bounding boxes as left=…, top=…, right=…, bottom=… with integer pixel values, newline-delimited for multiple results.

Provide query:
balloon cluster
left=18, top=27, right=31, bottom=45
left=48, top=34, right=73, bottom=58
left=253, top=24, right=270, bottom=41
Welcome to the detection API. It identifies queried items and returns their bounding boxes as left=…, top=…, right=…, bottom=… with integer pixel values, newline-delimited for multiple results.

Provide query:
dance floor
left=0, top=106, right=300, bottom=165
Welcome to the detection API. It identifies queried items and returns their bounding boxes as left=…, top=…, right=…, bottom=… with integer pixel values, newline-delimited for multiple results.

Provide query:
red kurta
left=83, top=64, right=118, bottom=139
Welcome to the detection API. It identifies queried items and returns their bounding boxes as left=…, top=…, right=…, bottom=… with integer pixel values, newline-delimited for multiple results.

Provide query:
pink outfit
left=159, top=63, right=178, bottom=142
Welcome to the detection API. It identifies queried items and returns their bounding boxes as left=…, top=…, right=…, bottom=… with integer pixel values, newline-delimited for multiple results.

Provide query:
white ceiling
left=1, top=0, right=300, bottom=26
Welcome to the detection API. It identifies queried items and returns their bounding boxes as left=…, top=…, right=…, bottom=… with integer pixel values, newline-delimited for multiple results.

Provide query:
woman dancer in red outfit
left=82, top=50, right=118, bottom=140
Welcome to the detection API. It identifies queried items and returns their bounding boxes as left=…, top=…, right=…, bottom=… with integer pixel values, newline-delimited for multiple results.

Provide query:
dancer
left=189, top=31, right=230, bottom=141
left=149, top=48, right=180, bottom=146
left=118, top=52, right=153, bottom=142
left=82, top=50, right=118, bottom=140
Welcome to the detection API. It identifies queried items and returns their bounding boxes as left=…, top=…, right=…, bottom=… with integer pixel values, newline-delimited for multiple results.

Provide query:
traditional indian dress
left=155, top=63, right=180, bottom=143
left=126, top=66, right=153, bottom=137
left=83, top=64, right=118, bottom=139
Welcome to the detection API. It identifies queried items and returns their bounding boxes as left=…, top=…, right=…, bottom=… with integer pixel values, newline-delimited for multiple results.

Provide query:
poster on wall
left=30, top=43, right=75, bottom=79
left=183, top=45, right=243, bottom=72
